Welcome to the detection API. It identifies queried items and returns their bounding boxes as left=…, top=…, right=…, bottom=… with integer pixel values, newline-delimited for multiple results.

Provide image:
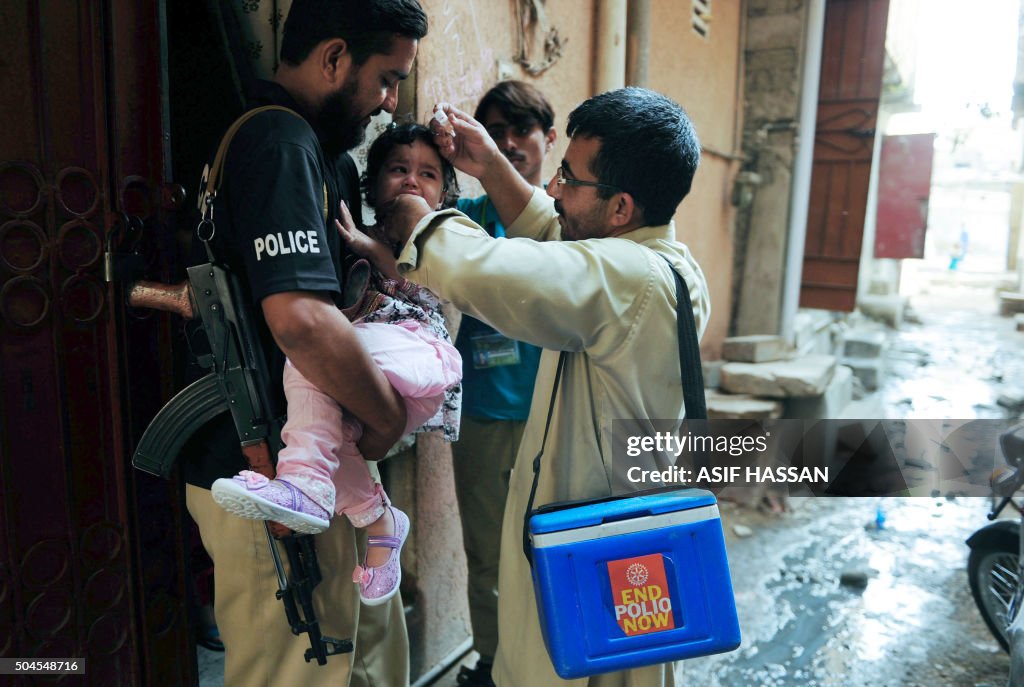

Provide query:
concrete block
left=857, top=295, right=905, bottom=329
left=702, top=360, right=724, bottom=389
left=720, top=355, right=837, bottom=398
left=1016, top=314, right=1024, bottom=332
left=745, top=48, right=798, bottom=72
left=1001, top=292, right=1024, bottom=317
left=793, top=309, right=835, bottom=356
left=867, top=279, right=893, bottom=296
left=746, top=77, right=801, bottom=117
left=721, top=335, right=789, bottom=363
left=842, top=358, right=883, bottom=392
left=748, top=0, right=804, bottom=16
left=842, top=330, right=886, bottom=359
left=746, top=13, right=803, bottom=51
left=706, top=390, right=783, bottom=420
left=785, top=365, right=854, bottom=419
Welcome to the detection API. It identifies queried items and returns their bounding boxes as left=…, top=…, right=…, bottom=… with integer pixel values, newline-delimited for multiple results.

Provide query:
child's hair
left=361, top=123, right=460, bottom=209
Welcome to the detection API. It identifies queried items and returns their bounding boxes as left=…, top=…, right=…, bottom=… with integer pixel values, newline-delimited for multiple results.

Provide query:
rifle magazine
left=133, top=373, right=230, bottom=478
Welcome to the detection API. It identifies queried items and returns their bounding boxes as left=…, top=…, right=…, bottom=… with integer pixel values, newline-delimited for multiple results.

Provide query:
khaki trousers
left=187, top=484, right=409, bottom=687
left=450, top=416, right=526, bottom=660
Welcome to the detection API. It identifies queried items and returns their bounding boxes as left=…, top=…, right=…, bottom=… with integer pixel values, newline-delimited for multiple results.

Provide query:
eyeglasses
left=555, top=166, right=622, bottom=192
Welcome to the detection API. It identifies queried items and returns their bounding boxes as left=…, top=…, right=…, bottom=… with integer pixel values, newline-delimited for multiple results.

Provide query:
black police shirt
left=181, top=80, right=361, bottom=489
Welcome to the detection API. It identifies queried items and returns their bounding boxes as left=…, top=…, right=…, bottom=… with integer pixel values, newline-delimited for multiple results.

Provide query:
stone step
left=999, top=292, right=1024, bottom=317
left=841, top=357, right=883, bottom=392
left=857, top=295, right=905, bottom=329
left=705, top=390, right=783, bottom=420
left=793, top=309, right=836, bottom=356
left=720, top=355, right=837, bottom=398
left=721, top=335, right=789, bottom=363
left=785, top=365, right=854, bottom=419
left=702, top=359, right=724, bottom=389
left=842, top=329, right=886, bottom=359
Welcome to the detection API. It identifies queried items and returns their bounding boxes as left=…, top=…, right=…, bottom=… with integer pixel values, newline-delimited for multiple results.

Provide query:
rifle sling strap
left=201, top=105, right=303, bottom=214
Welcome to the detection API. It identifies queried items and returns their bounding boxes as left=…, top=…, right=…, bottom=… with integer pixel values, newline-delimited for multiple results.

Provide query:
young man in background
left=450, top=81, right=556, bottom=687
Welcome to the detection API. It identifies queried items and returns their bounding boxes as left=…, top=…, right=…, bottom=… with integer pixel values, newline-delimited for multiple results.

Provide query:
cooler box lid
left=529, top=488, right=717, bottom=538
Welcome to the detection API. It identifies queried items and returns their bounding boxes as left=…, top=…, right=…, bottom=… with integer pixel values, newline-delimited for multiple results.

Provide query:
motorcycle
left=967, top=422, right=1024, bottom=685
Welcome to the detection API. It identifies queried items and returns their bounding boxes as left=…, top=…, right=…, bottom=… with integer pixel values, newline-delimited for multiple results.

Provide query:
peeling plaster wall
left=415, top=0, right=596, bottom=198
left=733, top=0, right=809, bottom=337
left=412, top=0, right=740, bottom=357
left=648, top=0, right=745, bottom=359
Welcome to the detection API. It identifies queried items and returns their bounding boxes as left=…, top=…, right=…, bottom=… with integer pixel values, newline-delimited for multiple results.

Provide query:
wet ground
left=877, top=275, right=1024, bottom=421
left=686, top=497, right=1006, bottom=687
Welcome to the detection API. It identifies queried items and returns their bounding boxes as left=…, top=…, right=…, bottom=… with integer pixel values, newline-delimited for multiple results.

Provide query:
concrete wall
left=414, top=0, right=597, bottom=198
left=733, top=0, right=810, bottom=337
left=648, top=0, right=745, bottom=359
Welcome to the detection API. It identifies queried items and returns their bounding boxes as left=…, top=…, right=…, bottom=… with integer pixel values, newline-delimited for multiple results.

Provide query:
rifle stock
left=128, top=279, right=195, bottom=319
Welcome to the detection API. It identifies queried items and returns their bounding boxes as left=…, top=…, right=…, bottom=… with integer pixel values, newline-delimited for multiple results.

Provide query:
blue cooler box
left=528, top=488, right=740, bottom=679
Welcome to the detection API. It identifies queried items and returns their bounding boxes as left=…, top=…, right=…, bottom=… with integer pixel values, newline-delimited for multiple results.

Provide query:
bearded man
left=181, top=2, right=427, bottom=685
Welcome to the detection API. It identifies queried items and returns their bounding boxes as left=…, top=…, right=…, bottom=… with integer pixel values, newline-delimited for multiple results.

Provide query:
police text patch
left=254, top=230, right=321, bottom=261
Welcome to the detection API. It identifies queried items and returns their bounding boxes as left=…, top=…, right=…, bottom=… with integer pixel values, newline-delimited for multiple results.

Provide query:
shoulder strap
left=665, top=254, right=707, bottom=418
left=198, top=105, right=303, bottom=218
left=522, top=252, right=707, bottom=561
left=195, top=105, right=305, bottom=263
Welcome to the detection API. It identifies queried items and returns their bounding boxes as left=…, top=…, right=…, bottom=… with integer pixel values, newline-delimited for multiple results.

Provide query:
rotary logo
left=626, top=562, right=649, bottom=587
left=607, top=553, right=675, bottom=636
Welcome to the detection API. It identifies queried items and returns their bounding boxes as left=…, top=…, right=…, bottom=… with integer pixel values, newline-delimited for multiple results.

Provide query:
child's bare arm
left=336, top=201, right=402, bottom=280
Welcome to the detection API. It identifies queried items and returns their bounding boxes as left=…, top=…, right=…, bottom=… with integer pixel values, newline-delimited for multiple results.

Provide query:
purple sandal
left=352, top=506, right=410, bottom=606
left=211, top=470, right=330, bottom=534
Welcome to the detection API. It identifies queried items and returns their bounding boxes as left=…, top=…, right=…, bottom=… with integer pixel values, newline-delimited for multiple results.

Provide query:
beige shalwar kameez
left=398, top=188, right=711, bottom=687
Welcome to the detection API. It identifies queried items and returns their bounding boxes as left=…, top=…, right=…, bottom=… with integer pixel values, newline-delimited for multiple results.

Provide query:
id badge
left=471, top=332, right=521, bottom=369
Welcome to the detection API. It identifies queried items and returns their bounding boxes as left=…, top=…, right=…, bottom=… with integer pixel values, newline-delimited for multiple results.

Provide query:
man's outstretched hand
left=429, top=103, right=503, bottom=181
left=430, top=102, right=535, bottom=225
left=378, top=193, right=434, bottom=251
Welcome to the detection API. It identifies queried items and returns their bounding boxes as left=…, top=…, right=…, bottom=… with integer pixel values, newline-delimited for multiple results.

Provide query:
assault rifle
left=126, top=267, right=351, bottom=665
left=121, top=105, right=352, bottom=665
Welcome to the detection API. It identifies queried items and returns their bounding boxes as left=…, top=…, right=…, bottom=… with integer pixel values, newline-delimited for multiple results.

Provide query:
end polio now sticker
left=608, top=553, right=676, bottom=636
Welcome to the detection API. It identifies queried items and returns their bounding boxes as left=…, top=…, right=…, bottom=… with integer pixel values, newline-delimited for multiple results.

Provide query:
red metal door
left=0, top=2, right=192, bottom=684
left=801, top=0, right=891, bottom=311
left=874, top=133, right=935, bottom=259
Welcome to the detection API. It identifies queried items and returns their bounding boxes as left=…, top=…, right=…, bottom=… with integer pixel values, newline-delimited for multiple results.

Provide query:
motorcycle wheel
left=968, top=541, right=1020, bottom=653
